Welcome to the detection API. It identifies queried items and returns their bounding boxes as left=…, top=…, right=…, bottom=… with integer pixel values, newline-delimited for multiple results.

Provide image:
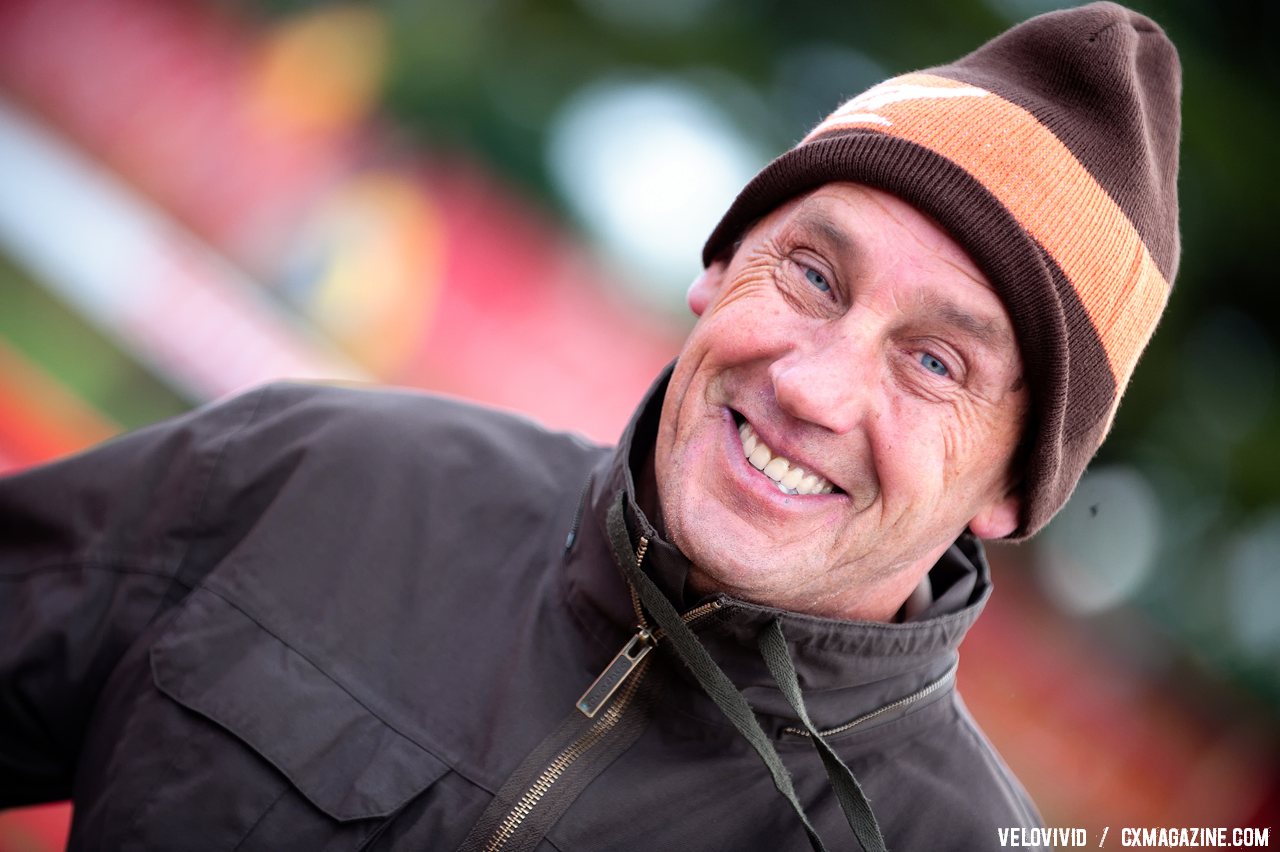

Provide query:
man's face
left=654, top=183, right=1028, bottom=621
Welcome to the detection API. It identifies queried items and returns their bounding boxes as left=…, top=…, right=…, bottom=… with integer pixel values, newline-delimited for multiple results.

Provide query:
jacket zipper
left=479, top=668, right=648, bottom=852
left=781, top=657, right=959, bottom=738
left=577, top=539, right=722, bottom=718
left=479, top=536, right=720, bottom=851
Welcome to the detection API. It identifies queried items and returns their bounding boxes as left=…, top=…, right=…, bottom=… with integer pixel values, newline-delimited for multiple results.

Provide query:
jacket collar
left=565, top=364, right=993, bottom=732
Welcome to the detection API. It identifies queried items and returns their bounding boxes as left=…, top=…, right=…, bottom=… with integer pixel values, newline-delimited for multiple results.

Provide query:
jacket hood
left=565, top=364, right=994, bottom=735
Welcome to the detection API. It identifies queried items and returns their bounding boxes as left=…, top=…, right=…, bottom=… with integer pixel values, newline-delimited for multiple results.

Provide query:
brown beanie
left=701, top=2, right=1181, bottom=539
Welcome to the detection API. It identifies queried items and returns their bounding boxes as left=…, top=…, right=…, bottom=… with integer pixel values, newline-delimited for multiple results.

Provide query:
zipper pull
left=576, top=627, right=654, bottom=718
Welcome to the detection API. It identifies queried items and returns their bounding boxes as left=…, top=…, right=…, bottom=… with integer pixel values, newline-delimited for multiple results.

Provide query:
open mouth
left=731, top=411, right=841, bottom=497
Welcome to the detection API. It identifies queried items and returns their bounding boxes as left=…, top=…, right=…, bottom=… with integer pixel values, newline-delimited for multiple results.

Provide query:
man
left=0, top=3, right=1179, bottom=850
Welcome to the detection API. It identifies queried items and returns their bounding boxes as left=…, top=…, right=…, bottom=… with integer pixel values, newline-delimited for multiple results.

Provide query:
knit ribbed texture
left=701, top=2, right=1181, bottom=537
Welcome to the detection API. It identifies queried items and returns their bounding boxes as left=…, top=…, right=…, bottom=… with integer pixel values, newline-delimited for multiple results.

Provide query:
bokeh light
left=547, top=78, right=766, bottom=308
left=1038, top=466, right=1163, bottom=615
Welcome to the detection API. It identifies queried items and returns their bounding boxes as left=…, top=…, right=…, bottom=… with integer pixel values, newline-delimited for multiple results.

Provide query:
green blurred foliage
left=0, top=256, right=189, bottom=430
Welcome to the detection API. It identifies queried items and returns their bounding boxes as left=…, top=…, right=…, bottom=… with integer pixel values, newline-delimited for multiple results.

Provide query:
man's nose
left=768, top=328, right=878, bottom=435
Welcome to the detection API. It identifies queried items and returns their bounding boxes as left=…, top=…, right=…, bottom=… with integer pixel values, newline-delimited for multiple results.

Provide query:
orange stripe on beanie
left=702, top=2, right=1181, bottom=537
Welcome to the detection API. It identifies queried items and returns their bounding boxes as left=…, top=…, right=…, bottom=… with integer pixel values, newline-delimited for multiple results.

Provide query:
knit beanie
left=701, top=2, right=1181, bottom=539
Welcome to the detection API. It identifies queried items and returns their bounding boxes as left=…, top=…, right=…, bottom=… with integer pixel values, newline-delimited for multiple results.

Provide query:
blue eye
left=804, top=267, right=831, bottom=293
left=920, top=353, right=949, bottom=377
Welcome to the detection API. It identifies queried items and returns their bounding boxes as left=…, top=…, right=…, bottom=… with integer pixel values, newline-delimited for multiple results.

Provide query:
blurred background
left=0, top=0, right=1275, bottom=847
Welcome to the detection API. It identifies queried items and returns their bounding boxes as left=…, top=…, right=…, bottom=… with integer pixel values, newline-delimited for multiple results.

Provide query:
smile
left=737, top=421, right=837, bottom=496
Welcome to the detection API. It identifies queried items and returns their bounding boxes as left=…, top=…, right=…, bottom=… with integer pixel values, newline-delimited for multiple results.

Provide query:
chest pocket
left=143, top=587, right=449, bottom=851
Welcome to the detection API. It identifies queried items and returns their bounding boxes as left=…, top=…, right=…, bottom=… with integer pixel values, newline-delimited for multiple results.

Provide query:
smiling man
left=658, top=185, right=1030, bottom=622
left=0, top=4, right=1180, bottom=851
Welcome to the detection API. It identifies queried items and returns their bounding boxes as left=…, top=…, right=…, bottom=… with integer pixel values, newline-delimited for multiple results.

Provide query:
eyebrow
left=923, top=292, right=1016, bottom=352
left=790, top=207, right=860, bottom=267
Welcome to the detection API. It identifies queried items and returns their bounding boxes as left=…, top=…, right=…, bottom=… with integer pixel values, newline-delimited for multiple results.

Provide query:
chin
left=671, top=516, right=802, bottom=598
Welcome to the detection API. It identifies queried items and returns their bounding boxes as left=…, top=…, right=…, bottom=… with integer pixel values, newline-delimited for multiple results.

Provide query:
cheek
left=874, top=394, right=994, bottom=501
left=684, top=252, right=819, bottom=369
left=685, top=308, right=792, bottom=376
left=866, top=397, right=949, bottom=500
left=942, top=398, right=1024, bottom=491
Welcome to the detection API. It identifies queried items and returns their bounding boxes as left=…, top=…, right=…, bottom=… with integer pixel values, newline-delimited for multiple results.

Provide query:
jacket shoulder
left=238, top=380, right=606, bottom=482
left=866, top=691, right=1044, bottom=850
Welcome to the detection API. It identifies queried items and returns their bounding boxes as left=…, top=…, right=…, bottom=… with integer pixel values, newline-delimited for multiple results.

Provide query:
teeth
left=748, top=444, right=772, bottom=470
left=780, top=466, right=805, bottom=489
left=762, top=458, right=790, bottom=480
left=737, top=422, right=835, bottom=496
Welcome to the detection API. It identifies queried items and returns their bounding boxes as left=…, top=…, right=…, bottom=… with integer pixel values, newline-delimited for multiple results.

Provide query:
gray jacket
left=0, top=373, right=1042, bottom=850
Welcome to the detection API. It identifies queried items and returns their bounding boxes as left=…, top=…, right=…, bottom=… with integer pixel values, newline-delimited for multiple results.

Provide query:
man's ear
left=967, top=491, right=1022, bottom=540
left=687, top=259, right=728, bottom=317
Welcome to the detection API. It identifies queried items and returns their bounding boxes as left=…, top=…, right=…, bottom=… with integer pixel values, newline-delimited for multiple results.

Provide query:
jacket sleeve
left=0, top=385, right=271, bottom=807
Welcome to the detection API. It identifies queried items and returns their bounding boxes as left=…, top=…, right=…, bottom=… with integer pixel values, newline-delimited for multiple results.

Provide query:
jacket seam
left=161, top=384, right=273, bottom=610
left=0, top=557, right=185, bottom=582
left=230, top=785, right=292, bottom=852
left=95, top=386, right=276, bottom=783
left=642, top=663, right=955, bottom=749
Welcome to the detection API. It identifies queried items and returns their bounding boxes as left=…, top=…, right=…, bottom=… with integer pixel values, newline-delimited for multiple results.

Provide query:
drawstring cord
left=759, top=620, right=887, bottom=852
left=607, top=495, right=886, bottom=851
